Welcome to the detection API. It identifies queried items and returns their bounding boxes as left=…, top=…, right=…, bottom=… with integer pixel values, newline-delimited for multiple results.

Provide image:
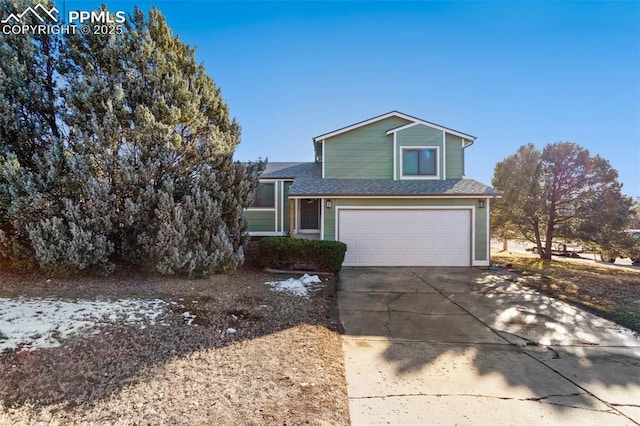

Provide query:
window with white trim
left=250, top=183, right=275, bottom=208
left=402, top=148, right=438, bottom=177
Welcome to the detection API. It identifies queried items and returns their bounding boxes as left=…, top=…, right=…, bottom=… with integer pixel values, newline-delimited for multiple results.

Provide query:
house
left=245, top=111, right=500, bottom=267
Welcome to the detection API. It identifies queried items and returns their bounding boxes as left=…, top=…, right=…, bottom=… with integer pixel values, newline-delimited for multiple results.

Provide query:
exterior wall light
left=326, top=199, right=333, bottom=209
left=478, top=199, right=486, bottom=209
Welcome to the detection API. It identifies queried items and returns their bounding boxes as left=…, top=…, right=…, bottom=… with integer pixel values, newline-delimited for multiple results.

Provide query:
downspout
left=461, top=138, right=475, bottom=177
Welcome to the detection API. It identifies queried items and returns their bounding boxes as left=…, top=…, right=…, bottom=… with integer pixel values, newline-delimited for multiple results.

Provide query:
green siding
left=324, top=116, right=411, bottom=179
left=445, top=134, right=464, bottom=179
left=245, top=210, right=276, bottom=232
left=395, top=125, right=444, bottom=179
left=323, top=198, right=488, bottom=262
left=474, top=202, right=487, bottom=260
left=323, top=118, right=468, bottom=181
left=246, top=180, right=293, bottom=234
left=396, top=124, right=442, bottom=145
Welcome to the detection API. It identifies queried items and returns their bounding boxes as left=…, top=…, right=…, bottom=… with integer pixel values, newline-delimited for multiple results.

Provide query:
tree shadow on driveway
left=338, top=267, right=640, bottom=419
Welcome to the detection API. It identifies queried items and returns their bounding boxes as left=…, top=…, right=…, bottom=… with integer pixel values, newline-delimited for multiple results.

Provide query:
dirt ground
left=492, top=249, right=640, bottom=333
left=0, top=265, right=349, bottom=425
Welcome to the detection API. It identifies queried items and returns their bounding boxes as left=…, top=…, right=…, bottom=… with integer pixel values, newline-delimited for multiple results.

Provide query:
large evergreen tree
left=492, top=142, right=633, bottom=259
left=0, top=0, right=66, bottom=262
left=0, top=0, right=60, bottom=166
left=0, top=3, right=262, bottom=276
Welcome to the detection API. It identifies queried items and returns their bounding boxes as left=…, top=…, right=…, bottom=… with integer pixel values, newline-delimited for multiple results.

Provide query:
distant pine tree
left=492, top=142, right=633, bottom=260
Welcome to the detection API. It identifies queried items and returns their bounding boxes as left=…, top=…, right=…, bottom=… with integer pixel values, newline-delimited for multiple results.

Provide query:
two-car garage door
left=338, top=209, right=471, bottom=267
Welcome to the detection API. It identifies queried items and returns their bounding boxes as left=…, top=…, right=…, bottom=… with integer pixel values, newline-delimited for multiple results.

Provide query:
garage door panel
left=338, top=209, right=471, bottom=267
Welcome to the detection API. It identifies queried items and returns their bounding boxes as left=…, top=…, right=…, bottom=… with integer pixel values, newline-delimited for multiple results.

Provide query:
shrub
left=152, top=180, right=239, bottom=278
left=1, top=144, right=116, bottom=274
left=258, top=237, right=347, bottom=273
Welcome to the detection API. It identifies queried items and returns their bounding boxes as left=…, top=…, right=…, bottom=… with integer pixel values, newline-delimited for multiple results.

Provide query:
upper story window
left=250, top=182, right=275, bottom=208
left=402, top=147, right=438, bottom=178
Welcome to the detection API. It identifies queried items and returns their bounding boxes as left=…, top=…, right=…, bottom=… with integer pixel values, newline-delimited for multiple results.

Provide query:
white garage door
left=338, top=209, right=471, bottom=267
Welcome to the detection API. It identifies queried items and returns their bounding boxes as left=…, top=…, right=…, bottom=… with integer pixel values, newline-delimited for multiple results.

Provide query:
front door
left=300, top=199, right=320, bottom=230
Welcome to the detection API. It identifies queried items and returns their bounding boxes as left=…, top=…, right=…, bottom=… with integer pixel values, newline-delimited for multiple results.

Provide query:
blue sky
left=69, top=1, right=639, bottom=197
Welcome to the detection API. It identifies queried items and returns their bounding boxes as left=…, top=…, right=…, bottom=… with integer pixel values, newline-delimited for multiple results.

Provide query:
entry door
left=300, top=199, right=320, bottom=230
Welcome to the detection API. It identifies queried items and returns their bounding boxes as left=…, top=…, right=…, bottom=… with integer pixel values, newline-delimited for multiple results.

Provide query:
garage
left=337, top=208, right=472, bottom=267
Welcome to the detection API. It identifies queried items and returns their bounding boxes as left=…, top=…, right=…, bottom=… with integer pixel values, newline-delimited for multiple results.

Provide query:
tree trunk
left=532, top=221, right=545, bottom=258
left=502, top=237, right=508, bottom=251
left=543, top=217, right=555, bottom=260
left=542, top=172, right=559, bottom=260
left=542, top=238, right=553, bottom=259
left=41, top=33, right=60, bottom=139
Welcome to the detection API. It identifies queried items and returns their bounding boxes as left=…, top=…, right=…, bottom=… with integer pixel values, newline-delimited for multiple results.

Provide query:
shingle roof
left=258, top=163, right=499, bottom=196
left=260, top=162, right=321, bottom=179
left=288, top=177, right=500, bottom=197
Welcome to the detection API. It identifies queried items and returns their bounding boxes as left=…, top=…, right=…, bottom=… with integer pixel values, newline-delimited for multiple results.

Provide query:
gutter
left=287, top=193, right=501, bottom=199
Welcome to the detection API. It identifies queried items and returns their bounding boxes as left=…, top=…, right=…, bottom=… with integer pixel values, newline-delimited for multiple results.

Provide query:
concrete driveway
left=338, top=267, right=640, bottom=425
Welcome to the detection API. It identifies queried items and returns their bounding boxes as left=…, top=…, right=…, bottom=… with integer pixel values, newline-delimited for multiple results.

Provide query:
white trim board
left=321, top=140, right=326, bottom=178
left=294, top=199, right=298, bottom=235
left=485, top=196, right=491, bottom=265
left=313, top=111, right=476, bottom=142
left=280, top=182, right=285, bottom=233
left=245, top=208, right=276, bottom=212
left=442, top=132, right=447, bottom=179
left=320, top=197, right=325, bottom=240
left=274, top=181, right=279, bottom=231
left=392, top=132, right=397, bottom=181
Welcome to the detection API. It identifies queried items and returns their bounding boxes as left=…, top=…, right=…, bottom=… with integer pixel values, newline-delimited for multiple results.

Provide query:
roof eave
left=313, top=110, right=476, bottom=142
left=259, top=176, right=295, bottom=180
left=312, top=111, right=402, bottom=142
left=288, top=192, right=501, bottom=198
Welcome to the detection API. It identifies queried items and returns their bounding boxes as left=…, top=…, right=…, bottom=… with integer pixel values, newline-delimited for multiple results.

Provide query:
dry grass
left=0, top=265, right=349, bottom=425
left=491, top=249, right=640, bottom=332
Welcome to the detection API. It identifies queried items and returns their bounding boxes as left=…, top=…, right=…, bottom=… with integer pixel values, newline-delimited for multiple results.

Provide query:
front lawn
left=492, top=249, right=640, bottom=333
left=0, top=265, right=349, bottom=425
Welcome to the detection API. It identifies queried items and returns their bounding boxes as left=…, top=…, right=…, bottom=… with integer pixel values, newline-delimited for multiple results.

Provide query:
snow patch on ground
left=0, top=297, right=170, bottom=353
left=265, top=274, right=323, bottom=297
left=181, top=310, right=198, bottom=326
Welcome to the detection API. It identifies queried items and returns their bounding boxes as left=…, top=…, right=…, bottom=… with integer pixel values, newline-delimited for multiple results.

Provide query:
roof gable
left=313, top=111, right=476, bottom=142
